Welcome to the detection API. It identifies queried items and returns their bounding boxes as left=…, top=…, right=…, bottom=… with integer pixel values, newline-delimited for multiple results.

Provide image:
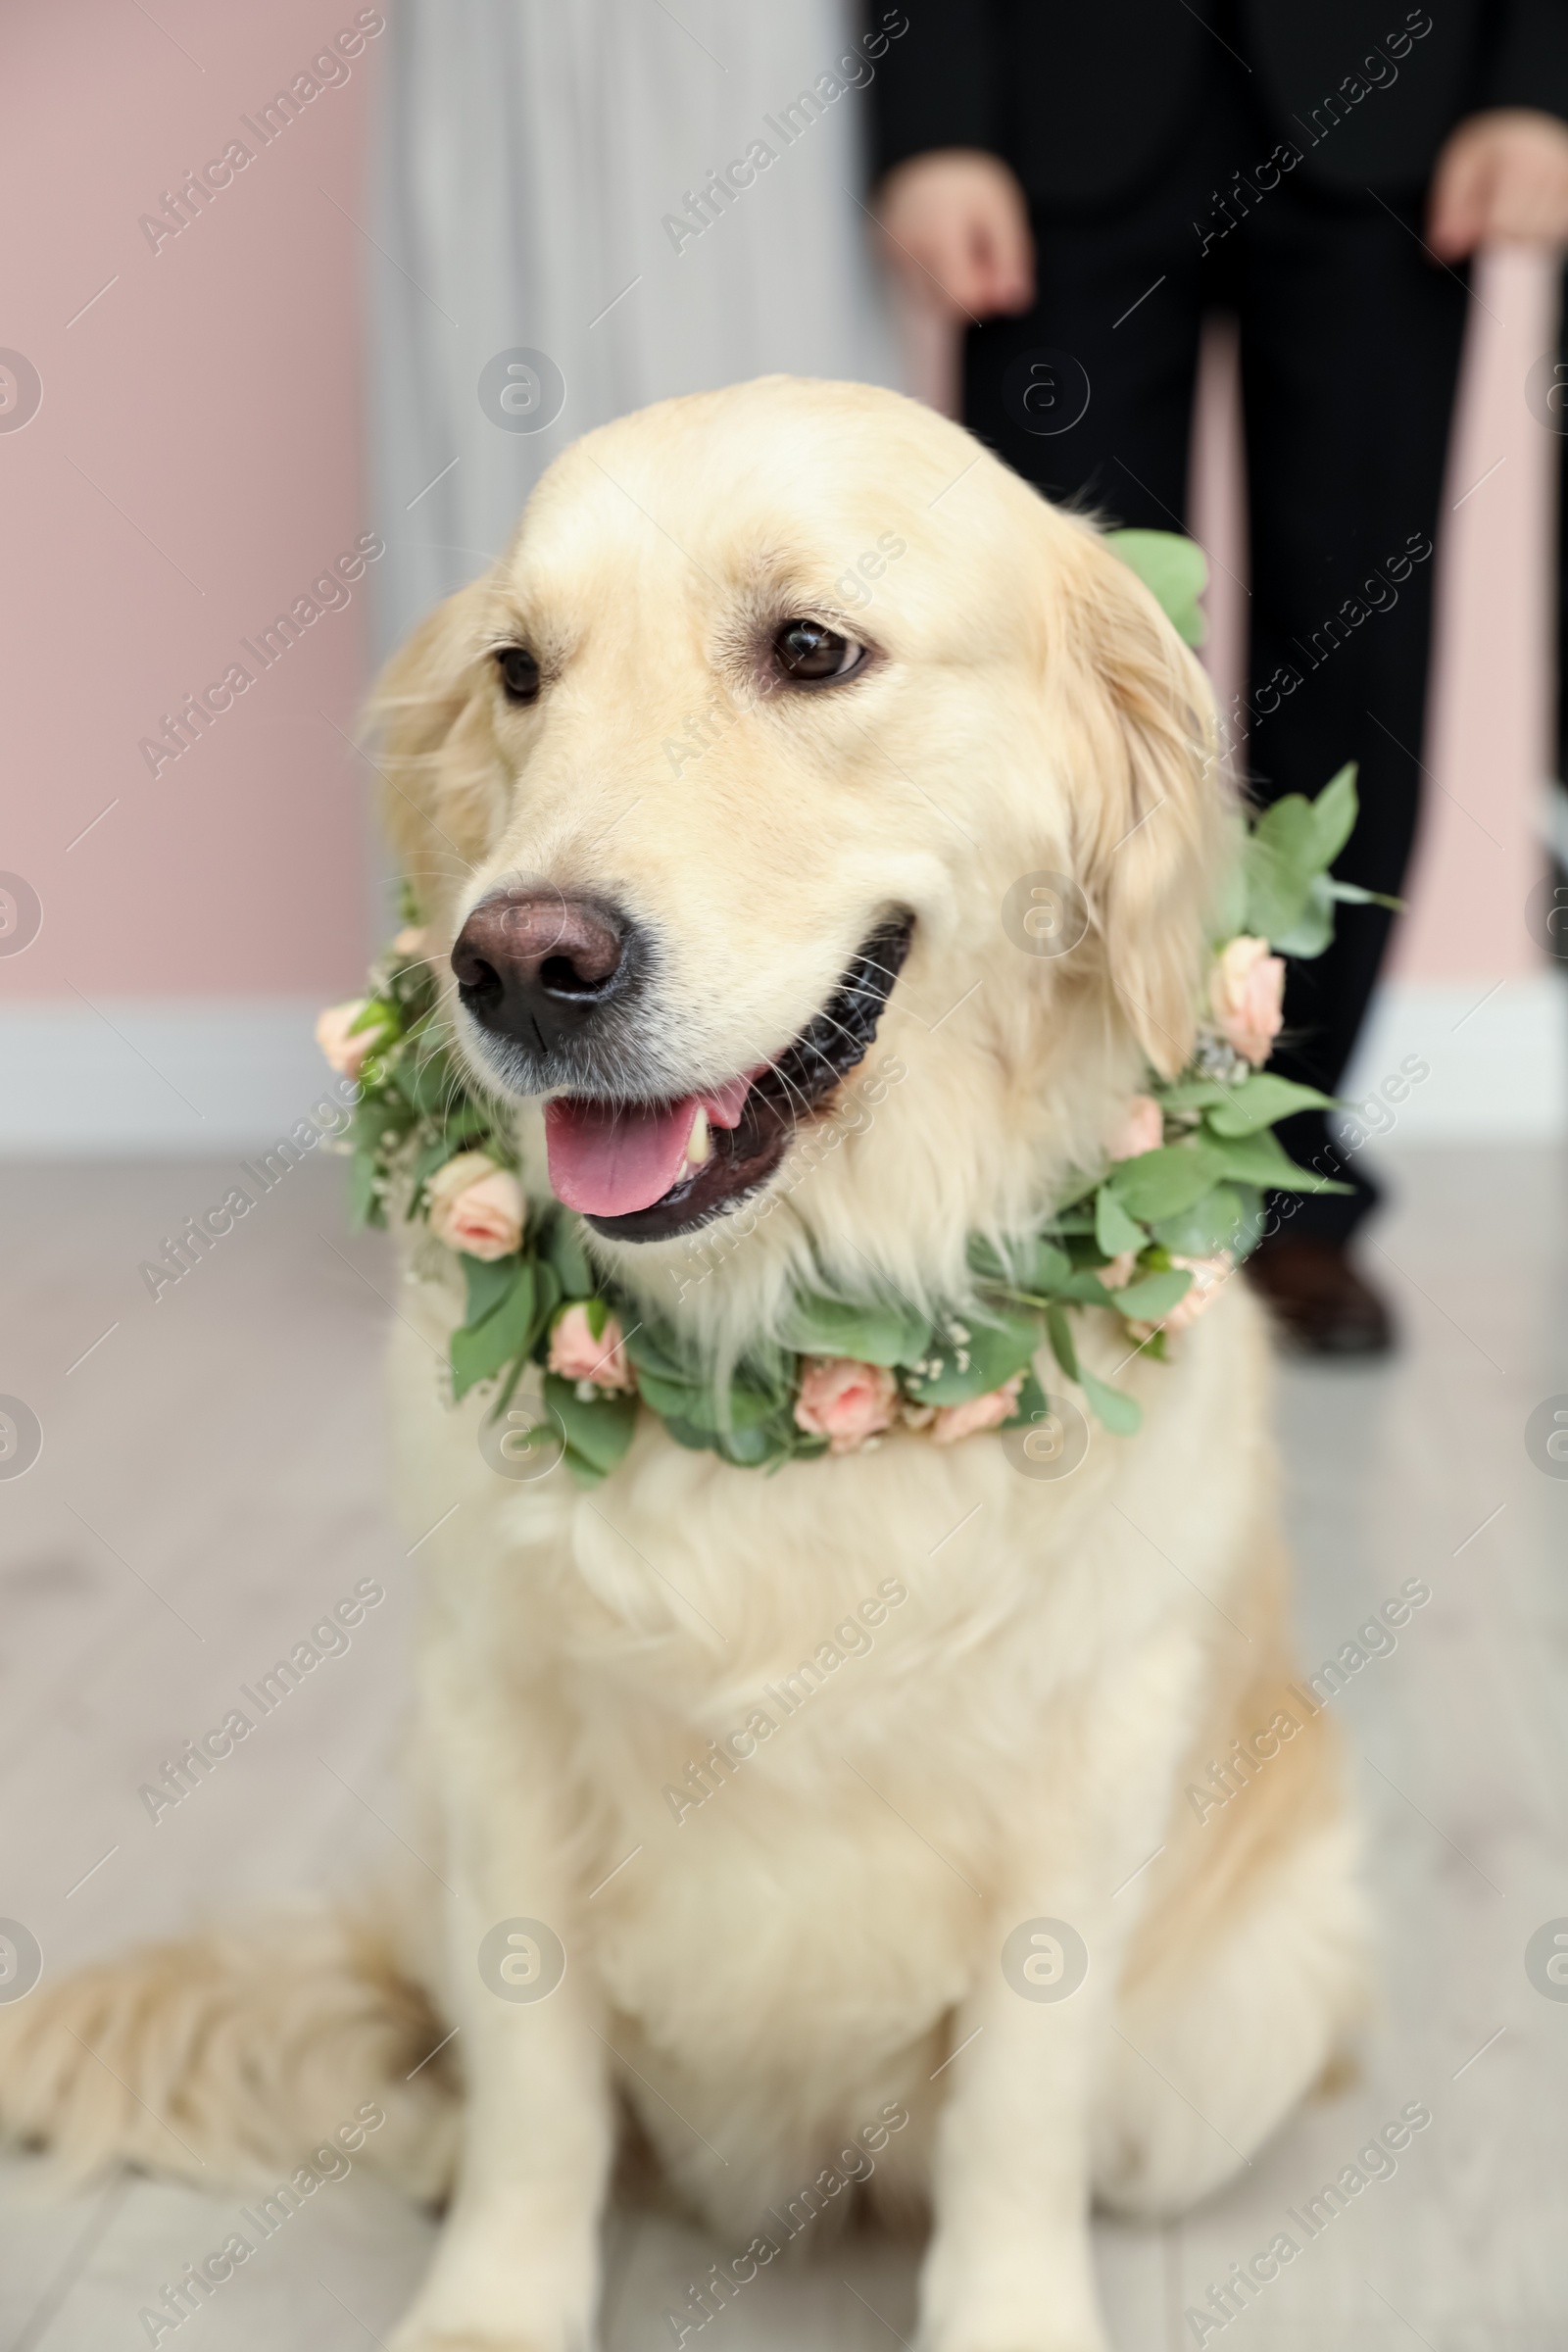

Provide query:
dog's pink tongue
left=544, top=1075, right=752, bottom=1217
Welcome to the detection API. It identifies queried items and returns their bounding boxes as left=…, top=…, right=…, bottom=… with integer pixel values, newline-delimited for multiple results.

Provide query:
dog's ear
left=362, top=568, right=506, bottom=907
left=1049, top=523, right=1231, bottom=1078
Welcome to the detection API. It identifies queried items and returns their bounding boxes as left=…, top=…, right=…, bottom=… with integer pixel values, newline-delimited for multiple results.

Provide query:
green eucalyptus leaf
left=1105, top=528, right=1207, bottom=648
left=578, top=1296, right=609, bottom=1342
left=1111, top=1266, right=1194, bottom=1321
left=631, top=1364, right=710, bottom=1425
left=348, top=999, right=400, bottom=1044
left=1244, top=825, right=1312, bottom=943
left=1048, top=1270, right=1121, bottom=1307
left=1202, top=1074, right=1338, bottom=1137
left=1152, top=1078, right=1231, bottom=1113
left=348, top=1096, right=408, bottom=1152
left=451, top=1261, right=536, bottom=1400
left=715, top=1421, right=791, bottom=1468
left=1044, top=1204, right=1098, bottom=1236
left=979, top=1238, right=1076, bottom=1300
left=982, top=1232, right=1081, bottom=1307
left=1244, top=766, right=1359, bottom=945
left=714, top=1376, right=789, bottom=1433
left=1095, top=1187, right=1147, bottom=1258
left=635, top=1357, right=781, bottom=1438
left=1212, top=813, right=1250, bottom=942
left=622, top=1323, right=692, bottom=1383
left=1004, top=1368, right=1051, bottom=1428
left=1151, top=1182, right=1253, bottom=1256
left=780, top=1294, right=930, bottom=1368
left=966, top=1236, right=1008, bottom=1284
left=1204, top=1129, right=1351, bottom=1195
left=744, top=1345, right=796, bottom=1408
left=394, top=1048, right=462, bottom=1118
left=1306, top=762, right=1359, bottom=866
left=461, top=1250, right=524, bottom=1328
left=1267, top=870, right=1337, bottom=958
left=660, top=1413, right=717, bottom=1453
left=543, top=1216, right=597, bottom=1299
left=1108, top=1140, right=1228, bottom=1221
left=443, top=1102, right=498, bottom=1145
left=1023, top=1237, right=1076, bottom=1292
left=1076, top=1363, right=1142, bottom=1436
left=528, top=1262, right=561, bottom=1352
left=1226, top=1185, right=1268, bottom=1258
left=543, top=1374, right=637, bottom=1477
left=1045, top=1303, right=1078, bottom=1382
left=561, top=1444, right=609, bottom=1490
left=348, top=1152, right=381, bottom=1229
left=489, top=1347, right=530, bottom=1422
left=905, top=1309, right=1040, bottom=1404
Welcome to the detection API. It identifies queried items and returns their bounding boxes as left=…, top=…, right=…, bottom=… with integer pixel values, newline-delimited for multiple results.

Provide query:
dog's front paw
left=924, top=2230, right=1110, bottom=2352
left=387, top=2219, right=595, bottom=2352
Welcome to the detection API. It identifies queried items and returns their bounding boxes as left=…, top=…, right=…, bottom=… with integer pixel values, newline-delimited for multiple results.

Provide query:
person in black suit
left=872, top=2, right=1568, bottom=1352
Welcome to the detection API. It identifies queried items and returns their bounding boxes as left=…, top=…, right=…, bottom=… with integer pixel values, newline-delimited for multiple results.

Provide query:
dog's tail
left=0, top=1905, right=459, bottom=2200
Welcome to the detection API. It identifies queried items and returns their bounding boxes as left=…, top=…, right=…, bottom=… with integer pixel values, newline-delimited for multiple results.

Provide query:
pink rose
left=426, top=1152, right=526, bottom=1260
left=1208, top=937, right=1286, bottom=1066
left=392, top=925, right=430, bottom=961
left=1108, top=1095, right=1163, bottom=1161
left=794, top=1357, right=899, bottom=1454
left=1099, top=1250, right=1139, bottom=1291
left=316, top=999, right=377, bottom=1080
left=931, top=1373, right=1025, bottom=1446
left=548, top=1301, right=632, bottom=1391
left=1127, top=1251, right=1233, bottom=1342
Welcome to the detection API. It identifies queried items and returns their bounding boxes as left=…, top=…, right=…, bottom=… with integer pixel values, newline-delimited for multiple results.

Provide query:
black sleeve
left=868, top=0, right=1004, bottom=184
left=1479, top=0, right=1568, bottom=122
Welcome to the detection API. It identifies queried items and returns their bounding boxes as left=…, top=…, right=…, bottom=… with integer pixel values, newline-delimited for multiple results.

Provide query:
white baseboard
left=1, top=975, right=1563, bottom=1155
left=0, top=999, right=338, bottom=1155
left=1341, top=972, right=1568, bottom=1142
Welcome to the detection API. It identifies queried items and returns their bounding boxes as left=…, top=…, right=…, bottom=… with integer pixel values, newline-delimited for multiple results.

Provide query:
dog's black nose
left=452, top=890, right=635, bottom=1052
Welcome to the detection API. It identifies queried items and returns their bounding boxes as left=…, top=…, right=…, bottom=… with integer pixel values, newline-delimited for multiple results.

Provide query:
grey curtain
left=369, top=0, right=903, bottom=659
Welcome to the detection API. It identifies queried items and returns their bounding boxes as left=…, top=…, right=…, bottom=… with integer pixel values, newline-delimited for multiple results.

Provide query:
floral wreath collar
left=320, top=535, right=1377, bottom=1488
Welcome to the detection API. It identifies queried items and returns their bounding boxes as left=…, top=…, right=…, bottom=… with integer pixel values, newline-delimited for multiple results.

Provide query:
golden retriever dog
left=1, top=377, right=1365, bottom=2352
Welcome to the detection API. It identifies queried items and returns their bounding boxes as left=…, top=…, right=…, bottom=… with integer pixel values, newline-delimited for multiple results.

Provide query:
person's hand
left=874, top=150, right=1035, bottom=320
left=1428, top=109, right=1568, bottom=259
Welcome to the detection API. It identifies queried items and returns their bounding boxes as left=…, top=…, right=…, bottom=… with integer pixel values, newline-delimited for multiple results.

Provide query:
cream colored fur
left=1, top=378, right=1366, bottom=2352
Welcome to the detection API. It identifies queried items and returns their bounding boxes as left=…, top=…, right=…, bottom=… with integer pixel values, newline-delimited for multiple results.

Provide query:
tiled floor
left=0, top=1143, right=1564, bottom=2350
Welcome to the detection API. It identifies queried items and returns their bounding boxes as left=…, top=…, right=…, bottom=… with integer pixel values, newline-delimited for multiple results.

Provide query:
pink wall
left=1398, top=249, right=1555, bottom=983
left=1189, top=251, right=1555, bottom=988
left=0, top=1, right=378, bottom=1003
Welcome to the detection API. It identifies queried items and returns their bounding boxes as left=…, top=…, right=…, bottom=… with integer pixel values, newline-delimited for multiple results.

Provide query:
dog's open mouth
left=545, top=917, right=912, bottom=1243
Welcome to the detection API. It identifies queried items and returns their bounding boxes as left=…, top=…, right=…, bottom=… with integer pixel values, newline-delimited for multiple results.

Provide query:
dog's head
left=369, top=377, right=1231, bottom=1339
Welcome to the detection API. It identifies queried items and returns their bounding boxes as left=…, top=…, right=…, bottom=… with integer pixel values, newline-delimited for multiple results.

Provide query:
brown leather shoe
left=1244, top=1239, right=1395, bottom=1357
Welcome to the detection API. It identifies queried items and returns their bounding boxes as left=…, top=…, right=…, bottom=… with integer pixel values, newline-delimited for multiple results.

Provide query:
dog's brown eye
left=773, top=619, right=865, bottom=683
left=496, top=646, right=540, bottom=705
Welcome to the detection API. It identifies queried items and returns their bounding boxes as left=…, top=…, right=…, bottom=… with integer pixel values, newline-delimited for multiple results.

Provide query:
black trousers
left=964, top=72, right=1471, bottom=1240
